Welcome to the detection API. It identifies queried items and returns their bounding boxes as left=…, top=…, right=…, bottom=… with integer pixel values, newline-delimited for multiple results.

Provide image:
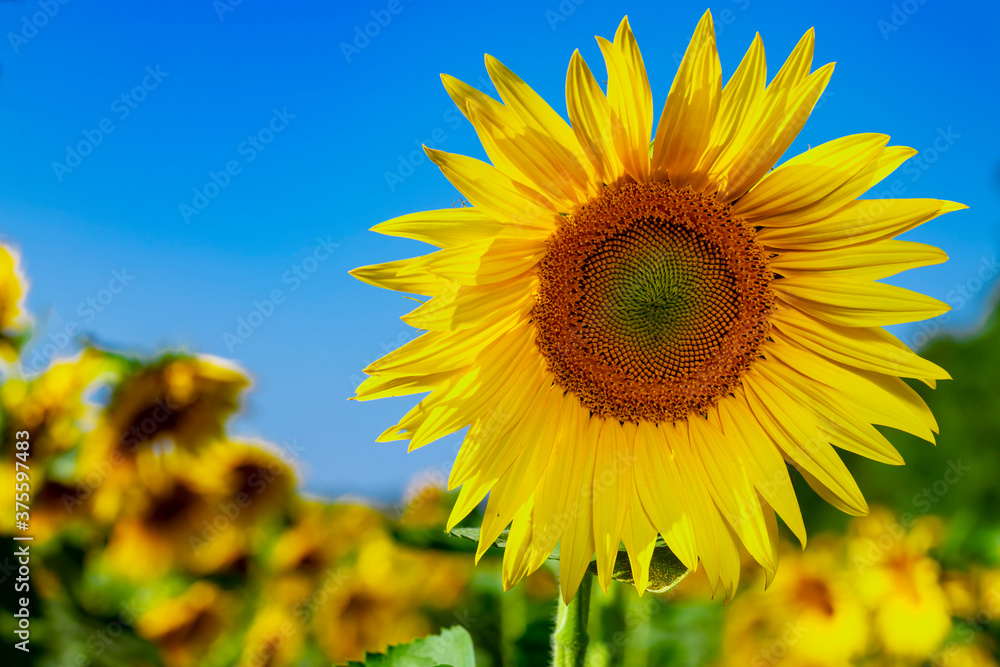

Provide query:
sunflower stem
left=552, top=571, right=593, bottom=667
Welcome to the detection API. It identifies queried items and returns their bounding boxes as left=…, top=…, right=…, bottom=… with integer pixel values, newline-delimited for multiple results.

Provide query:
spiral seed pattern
left=533, top=182, right=774, bottom=423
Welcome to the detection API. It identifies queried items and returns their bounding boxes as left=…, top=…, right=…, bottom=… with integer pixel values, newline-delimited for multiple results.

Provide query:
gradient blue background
left=1, top=0, right=996, bottom=500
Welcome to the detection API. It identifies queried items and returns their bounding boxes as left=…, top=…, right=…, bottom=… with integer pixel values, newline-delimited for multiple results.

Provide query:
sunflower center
left=533, top=182, right=773, bottom=423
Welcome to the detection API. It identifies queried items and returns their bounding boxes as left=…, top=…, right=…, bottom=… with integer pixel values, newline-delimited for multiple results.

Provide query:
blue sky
left=1, top=0, right=997, bottom=500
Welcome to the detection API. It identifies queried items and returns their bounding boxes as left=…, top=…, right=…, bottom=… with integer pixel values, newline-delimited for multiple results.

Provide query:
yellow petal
left=364, top=310, right=520, bottom=376
left=621, top=483, right=658, bottom=595
left=743, top=373, right=869, bottom=516
left=756, top=358, right=905, bottom=466
left=769, top=240, right=947, bottom=280
left=477, top=384, right=563, bottom=561
left=671, top=420, right=741, bottom=597
left=440, top=74, right=547, bottom=195
left=759, top=498, right=780, bottom=588
left=693, top=414, right=776, bottom=573
left=757, top=199, right=966, bottom=250
left=531, top=397, right=587, bottom=562
left=633, top=421, right=698, bottom=571
left=770, top=307, right=950, bottom=383
left=484, top=54, right=594, bottom=198
left=651, top=9, right=722, bottom=189
left=716, top=398, right=807, bottom=547
left=425, top=147, right=560, bottom=232
left=765, top=338, right=938, bottom=443
left=448, top=358, right=549, bottom=488
left=566, top=50, right=623, bottom=187
left=447, top=468, right=491, bottom=531
left=353, top=369, right=461, bottom=401
left=402, top=327, right=536, bottom=451
left=768, top=28, right=816, bottom=93
left=734, top=133, right=889, bottom=219
left=701, top=33, right=766, bottom=190
left=717, top=62, right=835, bottom=202
left=558, top=412, right=599, bottom=603
left=401, top=274, right=536, bottom=331
left=754, top=146, right=917, bottom=228
left=774, top=276, right=950, bottom=327
left=370, top=208, right=507, bottom=248
left=501, top=500, right=536, bottom=590
left=463, top=97, right=584, bottom=208
left=350, top=258, right=451, bottom=295
left=591, top=418, right=630, bottom=592
left=597, top=17, right=653, bottom=183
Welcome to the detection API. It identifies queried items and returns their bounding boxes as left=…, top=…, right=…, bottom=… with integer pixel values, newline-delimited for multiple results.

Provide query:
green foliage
left=345, top=626, right=475, bottom=667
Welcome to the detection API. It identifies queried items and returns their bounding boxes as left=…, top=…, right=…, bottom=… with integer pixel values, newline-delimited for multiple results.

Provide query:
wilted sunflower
left=352, top=12, right=963, bottom=600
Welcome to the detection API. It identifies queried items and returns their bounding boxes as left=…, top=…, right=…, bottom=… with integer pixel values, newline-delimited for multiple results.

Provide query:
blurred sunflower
left=849, top=510, right=953, bottom=658
left=136, top=581, right=231, bottom=667
left=80, top=353, right=249, bottom=520
left=270, top=501, right=383, bottom=575
left=719, top=537, right=868, bottom=666
left=0, top=244, right=30, bottom=361
left=400, top=477, right=452, bottom=528
left=313, top=534, right=469, bottom=664
left=352, top=11, right=962, bottom=599
left=99, top=456, right=240, bottom=579
left=202, top=440, right=295, bottom=526
left=938, top=643, right=1000, bottom=667
left=239, top=604, right=304, bottom=667
left=0, top=348, right=110, bottom=458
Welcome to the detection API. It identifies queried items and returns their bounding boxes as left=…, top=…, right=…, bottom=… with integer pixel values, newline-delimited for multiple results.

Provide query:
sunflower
left=312, top=534, right=468, bottom=664
left=239, top=603, right=304, bottom=667
left=0, top=244, right=29, bottom=361
left=719, top=537, right=869, bottom=667
left=1, top=348, right=110, bottom=459
left=99, top=452, right=252, bottom=578
left=136, top=582, right=231, bottom=667
left=351, top=12, right=963, bottom=600
left=80, top=353, right=249, bottom=521
left=849, top=510, right=953, bottom=658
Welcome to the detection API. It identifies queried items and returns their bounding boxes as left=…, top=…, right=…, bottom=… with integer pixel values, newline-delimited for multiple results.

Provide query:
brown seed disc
left=532, top=182, right=774, bottom=423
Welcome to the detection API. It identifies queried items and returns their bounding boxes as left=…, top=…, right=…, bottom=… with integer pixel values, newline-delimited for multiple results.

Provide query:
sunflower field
left=2, top=235, right=1000, bottom=664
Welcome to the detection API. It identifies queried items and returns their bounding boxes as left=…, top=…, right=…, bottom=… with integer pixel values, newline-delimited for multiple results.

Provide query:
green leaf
left=345, top=625, right=475, bottom=667
left=587, top=542, right=689, bottom=594
left=446, top=528, right=689, bottom=593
